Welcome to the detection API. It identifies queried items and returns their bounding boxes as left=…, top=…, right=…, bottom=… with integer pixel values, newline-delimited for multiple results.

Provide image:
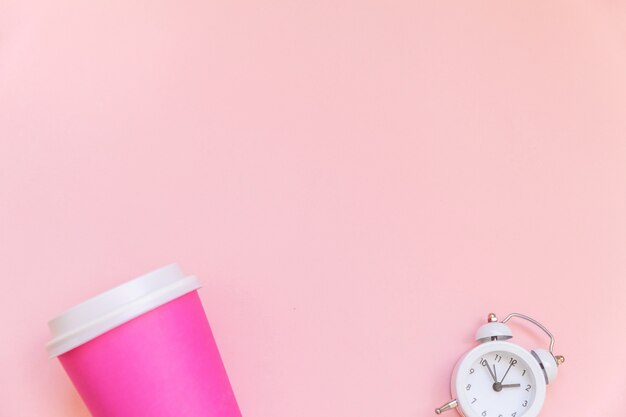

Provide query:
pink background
left=1, top=1, right=625, bottom=416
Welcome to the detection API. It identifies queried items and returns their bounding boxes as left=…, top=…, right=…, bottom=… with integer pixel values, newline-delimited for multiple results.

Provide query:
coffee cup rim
left=46, top=263, right=201, bottom=358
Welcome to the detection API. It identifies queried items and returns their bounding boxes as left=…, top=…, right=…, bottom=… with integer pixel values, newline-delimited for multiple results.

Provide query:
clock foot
left=435, top=399, right=458, bottom=414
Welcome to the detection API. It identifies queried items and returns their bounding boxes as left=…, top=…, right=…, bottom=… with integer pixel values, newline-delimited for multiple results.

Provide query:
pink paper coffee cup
left=46, top=264, right=242, bottom=417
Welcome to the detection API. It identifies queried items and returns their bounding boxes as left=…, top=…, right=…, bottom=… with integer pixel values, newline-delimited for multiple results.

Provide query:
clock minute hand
left=500, top=384, right=521, bottom=388
left=499, top=363, right=513, bottom=384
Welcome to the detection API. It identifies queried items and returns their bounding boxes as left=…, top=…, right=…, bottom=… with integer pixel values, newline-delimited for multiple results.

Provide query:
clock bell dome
left=475, top=322, right=513, bottom=343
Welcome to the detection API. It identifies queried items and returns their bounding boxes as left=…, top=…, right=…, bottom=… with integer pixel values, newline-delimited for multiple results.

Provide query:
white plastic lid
left=46, top=264, right=201, bottom=358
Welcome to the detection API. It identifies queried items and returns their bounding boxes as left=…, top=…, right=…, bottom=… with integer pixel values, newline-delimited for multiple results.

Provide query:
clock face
left=461, top=350, right=537, bottom=417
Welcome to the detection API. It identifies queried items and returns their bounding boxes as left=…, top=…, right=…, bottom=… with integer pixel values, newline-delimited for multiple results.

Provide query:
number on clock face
left=463, top=351, right=535, bottom=417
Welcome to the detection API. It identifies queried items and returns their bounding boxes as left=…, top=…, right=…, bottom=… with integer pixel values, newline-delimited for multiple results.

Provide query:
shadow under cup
left=46, top=264, right=242, bottom=417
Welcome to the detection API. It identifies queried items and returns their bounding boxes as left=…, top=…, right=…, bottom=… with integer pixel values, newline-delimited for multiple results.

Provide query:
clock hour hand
left=492, top=381, right=519, bottom=392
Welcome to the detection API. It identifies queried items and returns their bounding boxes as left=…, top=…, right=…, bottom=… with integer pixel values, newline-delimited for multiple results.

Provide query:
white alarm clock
left=435, top=313, right=564, bottom=417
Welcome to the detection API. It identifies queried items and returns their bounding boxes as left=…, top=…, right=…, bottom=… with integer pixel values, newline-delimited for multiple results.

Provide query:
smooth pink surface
left=1, top=1, right=625, bottom=416
left=59, top=291, right=240, bottom=417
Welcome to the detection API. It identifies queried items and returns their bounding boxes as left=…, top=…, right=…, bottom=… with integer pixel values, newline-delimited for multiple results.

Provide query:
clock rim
left=450, top=340, right=547, bottom=417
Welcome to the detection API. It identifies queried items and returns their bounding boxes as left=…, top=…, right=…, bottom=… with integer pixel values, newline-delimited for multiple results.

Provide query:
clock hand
left=500, top=384, right=521, bottom=388
left=499, top=363, right=513, bottom=384
left=482, top=360, right=497, bottom=382
left=493, top=364, right=497, bottom=382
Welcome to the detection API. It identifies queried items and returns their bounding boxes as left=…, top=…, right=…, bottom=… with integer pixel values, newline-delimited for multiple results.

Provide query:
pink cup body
left=59, top=291, right=241, bottom=417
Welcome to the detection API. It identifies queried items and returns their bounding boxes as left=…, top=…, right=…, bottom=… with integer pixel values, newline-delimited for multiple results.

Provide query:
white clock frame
left=451, top=341, right=546, bottom=417
left=435, top=313, right=565, bottom=417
